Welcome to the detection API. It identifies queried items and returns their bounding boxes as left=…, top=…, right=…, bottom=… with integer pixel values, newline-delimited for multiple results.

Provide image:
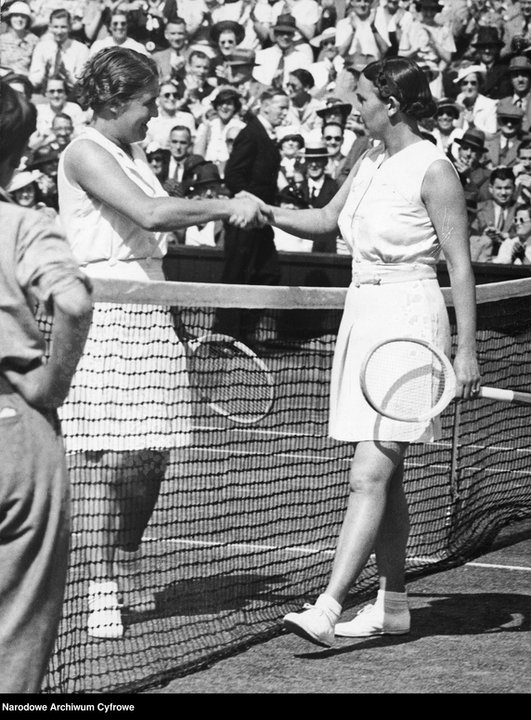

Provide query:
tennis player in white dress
left=256, top=57, right=481, bottom=647
left=56, top=47, right=267, bottom=639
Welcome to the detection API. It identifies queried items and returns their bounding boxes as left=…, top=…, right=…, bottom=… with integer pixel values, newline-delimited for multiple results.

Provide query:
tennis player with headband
left=255, top=57, right=482, bottom=646
left=57, top=47, right=267, bottom=640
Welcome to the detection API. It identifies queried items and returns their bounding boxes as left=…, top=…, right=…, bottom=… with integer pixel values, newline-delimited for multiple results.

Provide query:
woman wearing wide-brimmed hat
left=454, top=63, right=498, bottom=137
left=0, top=1, right=38, bottom=76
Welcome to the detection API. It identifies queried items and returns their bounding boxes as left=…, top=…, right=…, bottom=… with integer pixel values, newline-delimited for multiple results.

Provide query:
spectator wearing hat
left=451, top=127, right=492, bottom=217
left=7, top=168, right=58, bottom=221
left=308, top=27, right=345, bottom=98
left=146, top=146, right=171, bottom=185
left=144, top=79, right=196, bottom=151
left=193, top=86, right=245, bottom=175
left=26, top=146, right=60, bottom=210
left=209, top=0, right=274, bottom=51
left=336, top=0, right=390, bottom=68
left=431, top=97, right=464, bottom=156
left=398, top=0, right=456, bottom=75
left=210, top=20, right=245, bottom=84
left=253, top=14, right=313, bottom=90
left=299, top=141, right=339, bottom=252
left=220, top=48, right=265, bottom=116
left=277, top=132, right=305, bottom=190
left=485, top=98, right=527, bottom=167
left=29, top=8, right=89, bottom=95
left=152, top=16, right=189, bottom=83
left=501, top=55, right=531, bottom=133
left=269, top=0, right=321, bottom=45
left=0, top=2, right=39, bottom=76
left=180, top=162, right=229, bottom=247
left=89, top=10, right=150, bottom=57
left=309, top=98, right=356, bottom=157
left=470, top=26, right=511, bottom=100
left=454, top=64, right=498, bottom=138
left=469, top=165, right=518, bottom=261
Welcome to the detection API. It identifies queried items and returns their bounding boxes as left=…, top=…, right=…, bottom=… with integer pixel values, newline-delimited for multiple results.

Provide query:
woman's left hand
left=453, top=346, right=481, bottom=400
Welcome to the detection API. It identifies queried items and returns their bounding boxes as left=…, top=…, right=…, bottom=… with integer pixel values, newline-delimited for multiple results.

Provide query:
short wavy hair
left=362, top=57, right=437, bottom=120
left=75, top=47, right=158, bottom=112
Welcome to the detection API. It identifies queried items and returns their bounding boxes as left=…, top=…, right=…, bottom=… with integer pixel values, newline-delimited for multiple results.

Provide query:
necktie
left=174, top=161, right=183, bottom=181
left=496, top=208, right=505, bottom=230
left=273, top=53, right=285, bottom=89
left=310, top=184, right=318, bottom=202
left=53, top=45, right=64, bottom=76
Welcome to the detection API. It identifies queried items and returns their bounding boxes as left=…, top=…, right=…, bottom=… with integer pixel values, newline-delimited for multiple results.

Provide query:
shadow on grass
left=293, top=591, right=531, bottom=659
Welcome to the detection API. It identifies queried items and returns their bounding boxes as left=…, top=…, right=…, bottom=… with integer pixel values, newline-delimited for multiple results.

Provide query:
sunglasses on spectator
left=324, top=135, right=342, bottom=142
left=499, top=116, right=520, bottom=123
left=275, top=31, right=295, bottom=37
left=461, top=80, right=478, bottom=86
left=112, top=22, right=127, bottom=27
left=48, top=89, right=65, bottom=94
left=516, top=215, right=531, bottom=223
left=162, top=92, right=178, bottom=98
left=321, top=40, right=335, bottom=47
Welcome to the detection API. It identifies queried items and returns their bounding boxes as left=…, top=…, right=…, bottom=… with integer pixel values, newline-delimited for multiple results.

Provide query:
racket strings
left=364, top=341, right=449, bottom=421
left=189, top=340, right=274, bottom=422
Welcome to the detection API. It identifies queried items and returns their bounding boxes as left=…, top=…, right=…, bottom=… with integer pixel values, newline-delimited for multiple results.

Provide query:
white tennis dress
left=330, top=140, right=453, bottom=443
left=57, top=127, right=191, bottom=453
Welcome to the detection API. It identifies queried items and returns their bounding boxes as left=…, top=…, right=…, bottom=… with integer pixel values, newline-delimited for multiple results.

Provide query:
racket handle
left=480, top=386, right=531, bottom=405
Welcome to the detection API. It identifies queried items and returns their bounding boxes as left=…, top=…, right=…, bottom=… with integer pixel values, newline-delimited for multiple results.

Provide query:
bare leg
left=374, top=461, right=410, bottom=593
left=324, top=440, right=408, bottom=606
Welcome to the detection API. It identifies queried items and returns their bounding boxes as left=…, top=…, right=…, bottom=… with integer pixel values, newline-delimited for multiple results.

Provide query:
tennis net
left=42, top=276, right=531, bottom=693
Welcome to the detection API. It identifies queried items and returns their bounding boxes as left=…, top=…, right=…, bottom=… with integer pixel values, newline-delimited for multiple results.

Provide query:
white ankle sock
left=315, top=593, right=342, bottom=619
left=376, top=589, right=408, bottom=611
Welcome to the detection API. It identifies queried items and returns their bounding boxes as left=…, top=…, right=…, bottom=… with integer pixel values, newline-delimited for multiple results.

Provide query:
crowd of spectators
left=2, top=0, right=531, bottom=264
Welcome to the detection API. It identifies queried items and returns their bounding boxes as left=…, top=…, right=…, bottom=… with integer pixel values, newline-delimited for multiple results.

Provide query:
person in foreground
left=57, top=47, right=267, bottom=640
left=252, top=57, right=481, bottom=646
left=0, top=82, right=93, bottom=692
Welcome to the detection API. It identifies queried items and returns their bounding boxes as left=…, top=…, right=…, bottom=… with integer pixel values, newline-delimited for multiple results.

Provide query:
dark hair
left=46, top=74, right=67, bottom=91
left=518, top=138, right=531, bottom=153
left=74, top=47, right=158, bottom=111
left=3, top=72, right=34, bottom=100
left=164, top=15, right=186, bottom=29
left=289, top=68, right=315, bottom=90
left=52, top=111, right=73, bottom=124
left=213, top=88, right=242, bottom=111
left=49, top=8, right=71, bottom=24
left=170, top=125, right=192, bottom=139
left=362, top=57, right=437, bottom=120
left=0, top=81, right=37, bottom=165
left=260, top=88, right=288, bottom=104
left=489, top=166, right=515, bottom=184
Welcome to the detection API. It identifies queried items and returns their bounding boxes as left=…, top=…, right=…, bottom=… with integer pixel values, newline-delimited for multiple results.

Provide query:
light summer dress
left=57, top=127, right=191, bottom=453
left=329, top=140, right=454, bottom=443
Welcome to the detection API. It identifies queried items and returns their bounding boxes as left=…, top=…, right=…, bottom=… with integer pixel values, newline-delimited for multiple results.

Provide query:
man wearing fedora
left=299, top=141, right=339, bottom=253
left=450, top=127, right=492, bottom=218
left=179, top=161, right=229, bottom=247
left=471, top=26, right=512, bottom=99
left=500, top=0, right=531, bottom=59
left=253, top=14, right=313, bottom=90
left=500, top=55, right=531, bottom=132
left=485, top=98, right=527, bottom=167
left=269, top=0, right=321, bottom=45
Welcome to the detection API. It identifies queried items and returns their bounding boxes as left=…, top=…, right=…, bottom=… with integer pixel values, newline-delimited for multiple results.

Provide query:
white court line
left=142, top=536, right=531, bottom=572
left=466, top=561, right=531, bottom=572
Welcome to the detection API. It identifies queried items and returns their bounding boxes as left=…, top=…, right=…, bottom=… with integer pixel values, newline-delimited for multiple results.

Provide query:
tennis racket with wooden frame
left=360, top=337, right=531, bottom=422
left=171, top=311, right=275, bottom=425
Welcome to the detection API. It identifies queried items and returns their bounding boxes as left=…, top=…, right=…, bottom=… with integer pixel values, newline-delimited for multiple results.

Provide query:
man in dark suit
left=484, top=98, right=526, bottom=168
left=500, top=55, right=531, bottom=133
left=469, top=166, right=518, bottom=261
left=163, top=125, right=205, bottom=197
left=298, top=142, right=339, bottom=253
left=213, top=89, right=289, bottom=346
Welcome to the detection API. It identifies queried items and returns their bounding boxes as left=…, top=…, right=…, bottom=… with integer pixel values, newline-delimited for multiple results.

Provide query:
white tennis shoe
left=335, top=602, right=410, bottom=638
left=283, top=602, right=337, bottom=647
left=87, top=580, right=124, bottom=639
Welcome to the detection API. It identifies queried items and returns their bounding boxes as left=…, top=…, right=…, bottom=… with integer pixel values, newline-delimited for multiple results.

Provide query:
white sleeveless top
left=58, top=127, right=170, bottom=276
left=337, top=140, right=456, bottom=275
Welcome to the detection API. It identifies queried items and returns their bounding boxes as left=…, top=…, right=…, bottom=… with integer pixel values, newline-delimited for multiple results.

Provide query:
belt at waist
left=350, top=267, right=437, bottom=287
